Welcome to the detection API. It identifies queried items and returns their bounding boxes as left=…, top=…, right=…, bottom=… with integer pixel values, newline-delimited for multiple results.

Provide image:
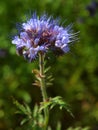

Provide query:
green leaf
left=39, top=101, right=51, bottom=112
left=44, top=66, right=51, bottom=73
left=50, top=104, right=55, bottom=110
left=56, top=122, right=61, bottom=130
left=48, top=126, right=52, bottom=130
left=20, top=118, right=29, bottom=125
left=33, top=104, right=39, bottom=118
left=46, top=82, right=53, bottom=86
left=39, top=96, right=74, bottom=117
left=13, top=100, right=28, bottom=115
left=15, top=110, right=25, bottom=115
left=24, top=103, right=31, bottom=114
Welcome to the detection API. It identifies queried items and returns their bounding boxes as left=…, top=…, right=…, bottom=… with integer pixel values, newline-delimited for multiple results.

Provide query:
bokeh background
left=0, top=0, right=98, bottom=129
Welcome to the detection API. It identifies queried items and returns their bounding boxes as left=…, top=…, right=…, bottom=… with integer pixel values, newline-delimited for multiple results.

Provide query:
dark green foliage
left=0, top=0, right=98, bottom=130
left=40, top=96, right=74, bottom=118
left=13, top=96, right=73, bottom=130
left=13, top=99, right=45, bottom=130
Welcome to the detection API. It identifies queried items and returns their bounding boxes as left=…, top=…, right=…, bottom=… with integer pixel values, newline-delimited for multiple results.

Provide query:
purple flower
left=12, top=12, right=77, bottom=62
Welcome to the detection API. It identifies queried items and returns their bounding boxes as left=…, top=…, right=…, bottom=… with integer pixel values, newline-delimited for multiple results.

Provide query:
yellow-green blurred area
left=0, top=0, right=98, bottom=129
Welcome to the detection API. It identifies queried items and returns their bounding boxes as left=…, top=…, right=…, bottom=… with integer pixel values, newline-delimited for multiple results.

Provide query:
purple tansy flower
left=12, top=12, right=77, bottom=62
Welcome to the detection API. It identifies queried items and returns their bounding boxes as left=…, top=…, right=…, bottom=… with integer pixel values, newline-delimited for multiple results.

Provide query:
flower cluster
left=12, top=13, right=77, bottom=62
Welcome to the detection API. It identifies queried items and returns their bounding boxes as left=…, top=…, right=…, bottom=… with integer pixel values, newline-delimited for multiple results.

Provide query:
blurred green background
left=0, top=0, right=98, bottom=129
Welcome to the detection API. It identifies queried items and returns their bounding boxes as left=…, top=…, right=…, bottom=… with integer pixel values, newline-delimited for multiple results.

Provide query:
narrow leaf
left=20, top=118, right=29, bottom=125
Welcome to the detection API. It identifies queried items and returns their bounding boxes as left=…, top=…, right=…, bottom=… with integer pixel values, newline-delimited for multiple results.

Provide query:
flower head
left=12, top=12, right=77, bottom=62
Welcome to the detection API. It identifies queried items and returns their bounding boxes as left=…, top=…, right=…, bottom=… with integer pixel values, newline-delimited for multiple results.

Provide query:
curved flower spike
left=12, top=12, right=78, bottom=62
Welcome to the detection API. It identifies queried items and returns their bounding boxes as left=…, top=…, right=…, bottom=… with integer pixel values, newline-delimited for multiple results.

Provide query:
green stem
left=39, top=52, right=49, bottom=130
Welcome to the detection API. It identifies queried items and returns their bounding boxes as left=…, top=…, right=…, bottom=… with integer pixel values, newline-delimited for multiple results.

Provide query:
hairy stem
left=39, top=52, right=49, bottom=130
